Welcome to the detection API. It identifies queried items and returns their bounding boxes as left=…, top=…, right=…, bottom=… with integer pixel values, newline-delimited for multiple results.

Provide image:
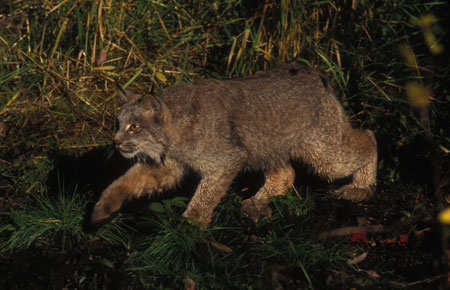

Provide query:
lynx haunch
left=91, top=64, right=377, bottom=225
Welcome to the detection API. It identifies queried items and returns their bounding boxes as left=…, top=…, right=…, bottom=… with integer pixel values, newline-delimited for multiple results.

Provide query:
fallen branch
left=318, top=225, right=383, bottom=240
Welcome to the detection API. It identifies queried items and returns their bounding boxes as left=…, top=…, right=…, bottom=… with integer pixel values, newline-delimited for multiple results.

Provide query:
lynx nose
left=113, top=137, right=122, bottom=149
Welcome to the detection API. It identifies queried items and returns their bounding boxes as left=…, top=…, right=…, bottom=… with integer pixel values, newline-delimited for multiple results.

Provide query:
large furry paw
left=91, top=194, right=123, bottom=224
left=331, top=185, right=373, bottom=202
left=91, top=201, right=115, bottom=224
left=241, top=198, right=272, bottom=223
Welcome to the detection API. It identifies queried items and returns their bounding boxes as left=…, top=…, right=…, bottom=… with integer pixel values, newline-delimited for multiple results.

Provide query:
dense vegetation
left=0, top=0, right=449, bottom=289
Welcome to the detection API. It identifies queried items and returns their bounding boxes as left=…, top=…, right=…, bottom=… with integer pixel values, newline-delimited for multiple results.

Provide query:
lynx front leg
left=241, top=164, right=295, bottom=222
left=91, top=159, right=184, bottom=223
left=333, top=130, right=378, bottom=201
left=182, top=170, right=238, bottom=225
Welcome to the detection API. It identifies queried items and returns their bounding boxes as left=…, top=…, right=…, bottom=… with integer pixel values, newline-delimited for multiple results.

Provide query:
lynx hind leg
left=333, top=129, right=378, bottom=201
left=91, top=159, right=184, bottom=223
left=241, top=164, right=295, bottom=222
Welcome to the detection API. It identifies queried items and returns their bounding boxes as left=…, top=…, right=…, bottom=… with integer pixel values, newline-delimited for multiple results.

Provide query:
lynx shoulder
left=91, top=64, right=377, bottom=224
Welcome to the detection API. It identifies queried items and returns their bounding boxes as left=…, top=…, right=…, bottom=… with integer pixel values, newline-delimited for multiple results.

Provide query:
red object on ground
left=351, top=228, right=369, bottom=244
left=399, top=234, right=409, bottom=243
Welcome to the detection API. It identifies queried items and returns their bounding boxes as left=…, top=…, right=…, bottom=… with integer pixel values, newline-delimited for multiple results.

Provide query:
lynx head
left=113, top=83, right=171, bottom=164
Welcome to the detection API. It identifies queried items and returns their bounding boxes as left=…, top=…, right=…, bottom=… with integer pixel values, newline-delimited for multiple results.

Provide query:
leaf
left=155, top=72, right=167, bottom=83
left=43, top=219, right=61, bottom=223
left=172, top=198, right=187, bottom=208
left=209, top=241, right=233, bottom=253
left=366, top=270, right=380, bottom=278
left=168, top=196, right=188, bottom=207
left=350, top=228, right=369, bottom=244
left=347, top=252, right=368, bottom=265
left=98, top=258, right=114, bottom=269
left=0, top=223, right=15, bottom=233
left=149, top=202, right=166, bottom=213
left=359, top=269, right=381, bottom=278
left=92, top=66, right=116, bottom=71
left=400, top=210, right=411, bottom=217
left=439, top=145, right=450, bottom=154
left=171, top=196, right=189, bottom=203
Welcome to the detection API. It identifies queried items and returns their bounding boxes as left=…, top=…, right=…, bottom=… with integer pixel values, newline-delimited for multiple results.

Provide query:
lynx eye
left=128, top=124, right=139, bottom=133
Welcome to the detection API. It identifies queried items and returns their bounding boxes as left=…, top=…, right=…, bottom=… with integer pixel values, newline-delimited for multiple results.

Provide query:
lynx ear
left=142, top=93, right=171, bottom=123
left=114, top=81, right=141, bottom=102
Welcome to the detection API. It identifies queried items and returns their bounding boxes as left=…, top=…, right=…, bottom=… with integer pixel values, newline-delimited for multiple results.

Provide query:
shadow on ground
left=45, top=145, right=354, bottom=230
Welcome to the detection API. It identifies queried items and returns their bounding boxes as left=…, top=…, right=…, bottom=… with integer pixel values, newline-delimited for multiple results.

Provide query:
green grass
left=1, top=0, right=449, bottom=288
left=0, top=183, right=87, bottom=252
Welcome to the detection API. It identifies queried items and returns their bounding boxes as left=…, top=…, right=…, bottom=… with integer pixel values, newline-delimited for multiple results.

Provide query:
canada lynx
left=91, top=64, right=377, bottom=225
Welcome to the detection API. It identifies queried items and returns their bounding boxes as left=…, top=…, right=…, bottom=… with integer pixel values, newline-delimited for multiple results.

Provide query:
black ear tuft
left=320, top=76, right=329, bottom=89
left=114, top=80, right=142, bottom=102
